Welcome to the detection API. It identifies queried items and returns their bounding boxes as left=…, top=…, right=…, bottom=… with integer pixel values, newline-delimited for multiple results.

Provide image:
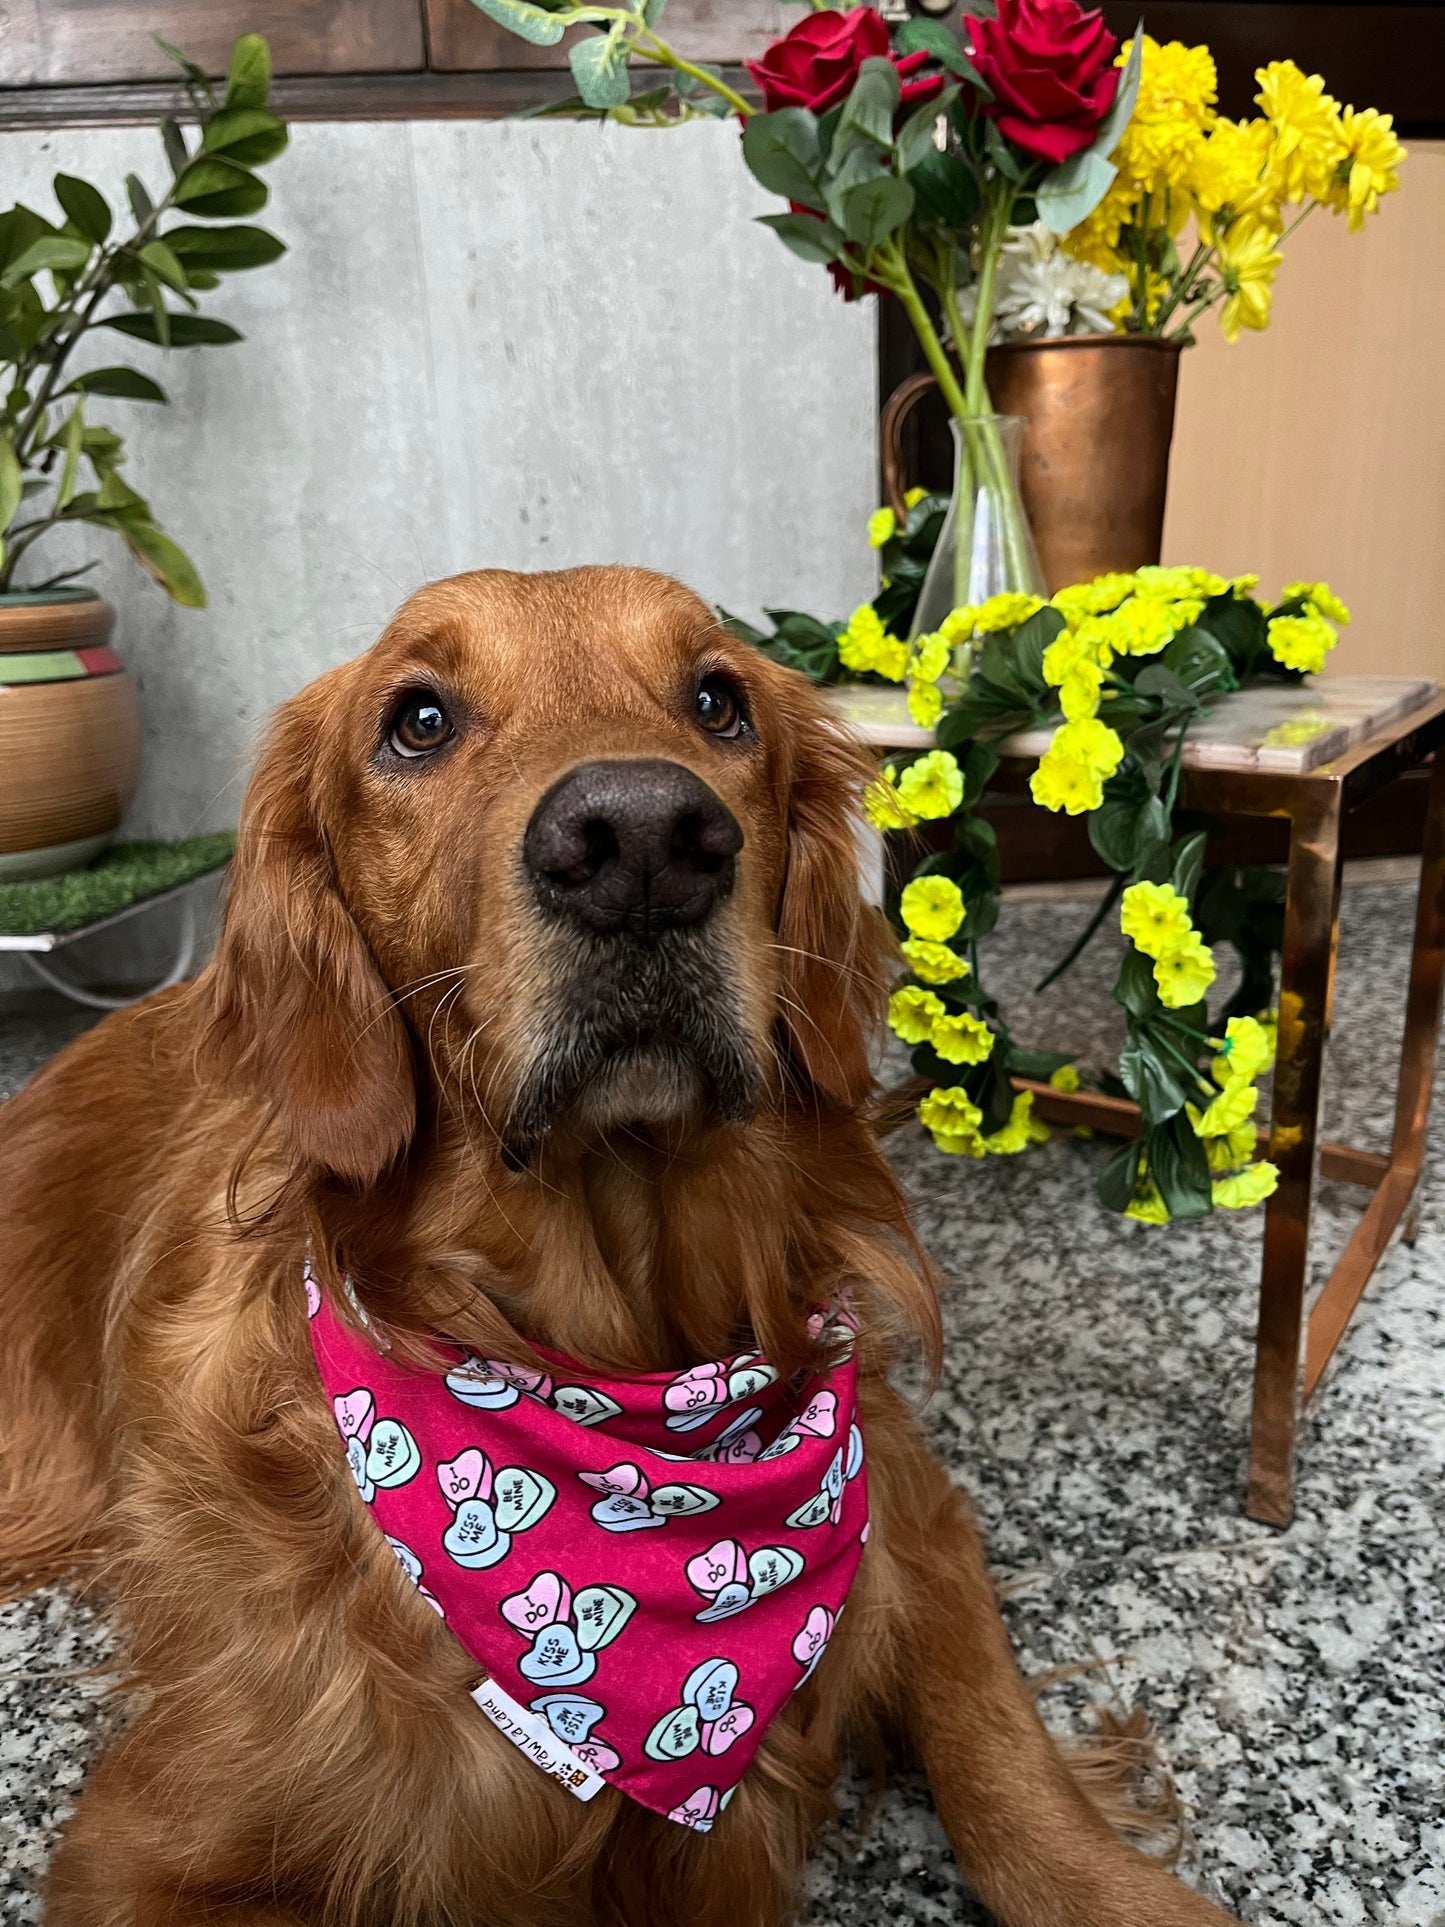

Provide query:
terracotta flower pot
left=984, top=334, right=1187, bottom=593
left=0, top=592, right=143, bottom=881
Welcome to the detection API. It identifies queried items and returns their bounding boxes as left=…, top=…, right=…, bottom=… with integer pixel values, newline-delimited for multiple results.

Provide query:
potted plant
left=0, top=33, right=288, bottom=879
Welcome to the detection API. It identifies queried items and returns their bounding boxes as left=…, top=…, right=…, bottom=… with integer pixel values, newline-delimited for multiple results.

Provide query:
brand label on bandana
left=304, top=1260, right=868, bottom=1831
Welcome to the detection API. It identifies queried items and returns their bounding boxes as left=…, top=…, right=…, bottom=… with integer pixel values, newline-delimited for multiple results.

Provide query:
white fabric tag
left=469, top=1674, right=606, bottom=1802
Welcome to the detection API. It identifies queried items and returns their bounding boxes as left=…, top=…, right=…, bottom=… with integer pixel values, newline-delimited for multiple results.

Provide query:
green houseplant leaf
left=225, top=32, right=273, bottom=110
left=60, top=368, right=168, bottom=403
left=174, top=158, right=268, bottom=220
left=98, top=312, right=243, bottom=346
left=163, top=224, right=286, bottom=271
left=53, top=175, right=112, bottom=245
left=1, top=235, right=92, bottom=288
left=115, top=517, right=206, bottom=606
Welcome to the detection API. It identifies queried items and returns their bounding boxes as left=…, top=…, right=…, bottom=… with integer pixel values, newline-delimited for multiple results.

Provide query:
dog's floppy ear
left=202, top=687, right=415, bottom=1185
left=772, top=673, right=895, bottom=1108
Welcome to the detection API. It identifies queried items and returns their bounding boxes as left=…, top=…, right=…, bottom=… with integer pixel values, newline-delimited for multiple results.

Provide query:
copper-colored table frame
left=988, top=695, right=1445, bottom=1524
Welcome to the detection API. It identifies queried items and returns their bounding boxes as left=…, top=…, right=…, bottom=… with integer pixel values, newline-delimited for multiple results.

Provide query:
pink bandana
left=305, top=1265, right=868, bottom=1831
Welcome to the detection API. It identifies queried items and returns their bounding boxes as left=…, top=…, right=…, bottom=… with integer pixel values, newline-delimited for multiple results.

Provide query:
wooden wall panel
left=425, top=0, right=793, bottom=73
left=1162, top=141, right=1445, bottom=681
left=0, top=0, right=425, bottom=88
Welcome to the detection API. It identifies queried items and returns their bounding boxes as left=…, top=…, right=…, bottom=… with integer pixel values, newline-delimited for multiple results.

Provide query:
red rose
left=747, top=7, right=945, bottom=117
left=965, top=0, right=1119, bottom=164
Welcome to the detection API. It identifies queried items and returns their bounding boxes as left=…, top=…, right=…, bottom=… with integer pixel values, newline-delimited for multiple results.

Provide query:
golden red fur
left=0, top=568, right=1232, bottom=1926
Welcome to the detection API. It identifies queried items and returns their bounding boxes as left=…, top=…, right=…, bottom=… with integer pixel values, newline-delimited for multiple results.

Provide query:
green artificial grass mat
left=0, top=833, right=235, bottom=936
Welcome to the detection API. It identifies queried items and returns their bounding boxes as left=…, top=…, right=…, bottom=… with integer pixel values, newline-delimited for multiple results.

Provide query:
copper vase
left=984, top=335, right=1186, bottom=593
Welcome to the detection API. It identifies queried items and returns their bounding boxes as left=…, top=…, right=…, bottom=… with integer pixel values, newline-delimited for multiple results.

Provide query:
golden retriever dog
left=0, top=568, right=1233, bottom=1927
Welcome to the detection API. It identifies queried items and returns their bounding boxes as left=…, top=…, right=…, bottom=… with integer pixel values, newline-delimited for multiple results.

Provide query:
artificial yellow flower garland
left=855, top=563, right=1351, bottom=1224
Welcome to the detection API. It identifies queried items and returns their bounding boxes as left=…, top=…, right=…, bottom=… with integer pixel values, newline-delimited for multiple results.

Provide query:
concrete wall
left=0, top=116, right=878, bottom=988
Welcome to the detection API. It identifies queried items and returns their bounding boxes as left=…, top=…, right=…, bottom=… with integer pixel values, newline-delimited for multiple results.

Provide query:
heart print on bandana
left=576, top=1461, right=720, bottom=1533
left=501, top=1569, right=637, bottom=1687
left=436, top=1446, right=556, bottom=1571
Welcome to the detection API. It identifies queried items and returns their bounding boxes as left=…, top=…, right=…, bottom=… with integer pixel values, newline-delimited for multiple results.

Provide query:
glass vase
left=909, top=414, right=1045, bottom=639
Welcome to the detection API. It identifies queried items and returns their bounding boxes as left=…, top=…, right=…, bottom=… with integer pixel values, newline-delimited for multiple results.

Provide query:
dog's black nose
left=524, top=758, right=742, bottom=939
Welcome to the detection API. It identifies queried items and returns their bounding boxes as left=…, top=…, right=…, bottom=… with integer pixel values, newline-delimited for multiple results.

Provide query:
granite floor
left=2, top=876, right=1442, bottom=1926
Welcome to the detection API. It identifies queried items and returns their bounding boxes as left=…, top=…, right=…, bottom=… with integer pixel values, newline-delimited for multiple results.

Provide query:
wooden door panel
left=425, top=0, right=793, bottom=73
left=0, top=0, right=425, bottom=88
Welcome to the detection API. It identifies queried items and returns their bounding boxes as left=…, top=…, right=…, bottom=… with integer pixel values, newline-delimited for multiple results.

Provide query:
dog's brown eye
left=388, top=692, right=454, bottom=759
left=695, top=675, right=745, bottom=740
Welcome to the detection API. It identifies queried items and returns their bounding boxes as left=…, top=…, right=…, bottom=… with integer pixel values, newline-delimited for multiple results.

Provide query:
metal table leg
left=18, top=896, right=197, bottom=1011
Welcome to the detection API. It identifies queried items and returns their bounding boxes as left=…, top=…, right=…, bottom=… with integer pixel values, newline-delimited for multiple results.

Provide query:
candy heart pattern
left=307, top=1267, right=866, bottom=1833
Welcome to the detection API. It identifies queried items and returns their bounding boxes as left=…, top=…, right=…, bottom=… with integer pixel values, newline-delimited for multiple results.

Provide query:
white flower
left=957, top=223, right=1128, bottom=342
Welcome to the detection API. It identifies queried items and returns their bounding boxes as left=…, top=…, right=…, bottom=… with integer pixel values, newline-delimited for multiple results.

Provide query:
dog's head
left=205, top=567, right=893, bottom=1186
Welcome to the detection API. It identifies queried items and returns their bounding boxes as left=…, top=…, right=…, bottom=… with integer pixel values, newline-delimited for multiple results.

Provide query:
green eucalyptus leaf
left=895, top=87, right=956, bottom=173
left=115, top=517, right=207, bottom=607
left=53, top=175, right=111, bottom=245
left=162, top=223, right=286, bottom=271
left=642, top=0, right=666, bottom=20
left=0, top=235, right=91, bottom=288
left=61, top=367, right=167, bottom=403
left=0, top=437, right=22, bottom=532
left=99, top=311, right=243, bottom=347
left=570, top=32, right=631, bottom=110
left=201, top=107, right=289, bottom=167
left=755, top=212, right=844, bottom=265
left=836, top=57, right=900, bottom=150
left=840, top=174, right=913, bottom=253
left=741, top=109, right=825, bottom=210
left=1035, top=24, right=1142, bottom=233
left=174, top=157, right=268, bottom=220
left=468, top=0, right=569, bottom=47
left=225, top=32, right=272, bottom=110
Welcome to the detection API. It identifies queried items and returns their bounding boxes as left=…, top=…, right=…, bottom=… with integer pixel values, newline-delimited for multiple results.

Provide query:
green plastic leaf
left=115, top=517, right=207, bottom=606
left=0, top=235, right=91, bottom=288
left=1147, top=1114, right=1213, bottom=1220
left=906, top=146, right=979, bottom=226
left=1096, top=1135, right=1144, bottom=1213
left=1089, top=792, right=1170, bottom=872
left=201, top=107, right=288, bottom=168
left=1162, top=624, right=1233, bottom=697
left=1113, top=946, right=1160, bottom=1021
left=1035, top=24, right=1143, bottom=233
left=174, top=158, right=268, bottom=220
left=225, top=33, right=272, bottom=110
left=894, top=19, right=990, bottom=96
left=0, top=437, right=21, bottom=533
left=755, top=212, right=844, bottom=265
left=895, top=87, right=956, bottom=173
left=1171, top=830, right=1208, bottom=904
left=99, top=312, right=243, bottom=347
left=741, top=109, right=825, bottom=211
left=140, top=240, right=190, bottom=295
left=61, top=367, right=167, bottom=403
left=1118, top=1033, right=1189, bottom=1122
left=53, top=175, right=111, bottom=245
left=163, top=223, right=286, bottom=271
left=835, top=57, right=900, bottom=151
left=840, top=174, right=913, bottom=253
left=570, top=33, right=631, bottom=110
left=468, top=0, right=569, bottom=46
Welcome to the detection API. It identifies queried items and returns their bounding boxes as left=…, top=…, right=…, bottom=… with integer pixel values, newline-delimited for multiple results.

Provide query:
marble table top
left=825, top=676, right=1439, bottom=775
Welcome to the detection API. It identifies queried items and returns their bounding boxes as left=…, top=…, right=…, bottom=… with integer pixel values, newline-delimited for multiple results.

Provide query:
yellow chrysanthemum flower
left=982, top=1090, right=1045, bottom=1154
left=1281, top=580, right=1351, bottom=625
left=1059, top=661, right=1105, bottom=723
left=900, top=875, right=965, bottom=943
left=1120, top=881, right=1194, bottom=959
left=903, top=486, right=928, bottom=510
left=1324, top=107, right=1406, bottom=229
left=1135, top=564, right=1230, bottom=600
left=1154, top=933, right=1217, bottom=1008
left=918, top=1085, right=984, bottom=1139
left=1267, top=610, right=1336, bottom=674
left=1060, top=176, right=1138, bottom=274
left=973, top=591, right=1045, bottom=633
left=1125, top=1183, right=1171, bottom=1225
left=1051, top=572, right=1138, bottom=626
left=863, top=767, right=917, bottom=832
left=1195, top=1077, right=1258, bottom=1137
left=888, top=986, right=945, bottom=1046
left=1216, top=215, right=1283, bottom=342
left=1255, top=60, right=1346, bottom=204
left=897, top=750, right=964, bottom=820
left=907, top=679, right=944, bottom=729
left=867, top=508, right=896, bottom=549
left=1111, top=593, right=1180, bottom=656
left=900, top=937, right=969, bottom=985
left=1054, top=717, right=1125, bottom=776
left=910, top=632, right=952, bottom=683
left=874, top=634, right=909, bottom=683
left=838, top=603, right=886, bottom=674
left=1213, top=1162, right=1280, bottom=1209
left=1048, top=1063, right=1081, bottom=1093
left=1115, top=36, right=1218, bottom=197
left=931, top=1010, right=994, bottom=1066
left=1189, top=114, right=1279, bottom=227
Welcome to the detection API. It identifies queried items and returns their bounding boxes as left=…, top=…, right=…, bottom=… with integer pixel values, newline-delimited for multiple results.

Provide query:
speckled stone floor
left=3, top=876, right=1442, bottom=1926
